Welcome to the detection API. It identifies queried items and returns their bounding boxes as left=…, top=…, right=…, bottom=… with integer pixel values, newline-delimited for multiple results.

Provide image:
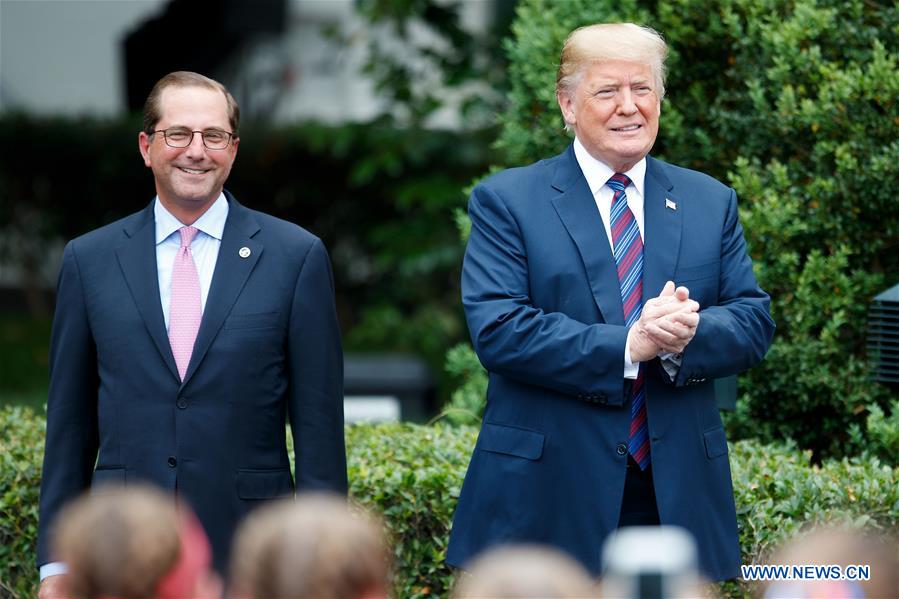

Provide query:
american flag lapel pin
left=665, top=198, right=677, bottom=211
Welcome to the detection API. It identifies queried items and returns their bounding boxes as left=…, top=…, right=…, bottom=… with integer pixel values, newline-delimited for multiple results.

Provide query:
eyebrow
left=590, top=78, right=653, bottom=89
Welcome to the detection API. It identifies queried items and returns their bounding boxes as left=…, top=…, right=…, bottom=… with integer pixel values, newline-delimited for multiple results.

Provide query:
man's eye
left=635, top=87, right=652, bottom=94
left=204, top=131, right=226, bottom=142
left=167, top=130, right=191, bottom=140
left=596, top=89, right=616, bottom=98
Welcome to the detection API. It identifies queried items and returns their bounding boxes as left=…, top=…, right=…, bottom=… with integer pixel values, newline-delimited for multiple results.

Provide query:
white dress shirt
left=155, top=193, right=228, bottom=327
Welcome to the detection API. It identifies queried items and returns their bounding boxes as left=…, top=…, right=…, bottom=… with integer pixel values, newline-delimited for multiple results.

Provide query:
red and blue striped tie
left=607, top=173, right=650, bottom=470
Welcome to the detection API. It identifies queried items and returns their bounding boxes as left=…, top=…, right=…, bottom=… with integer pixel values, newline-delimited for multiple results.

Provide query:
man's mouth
left=612, top=124, right=642, bottom=132
left=178, top=167, right=210, bottom=175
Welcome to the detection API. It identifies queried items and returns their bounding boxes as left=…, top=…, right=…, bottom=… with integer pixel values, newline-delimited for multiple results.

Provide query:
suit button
left=616, top=443, right=627, bottom=455
left=167, top=456, right=177, bottom=468
left=176, top=397, right=188, bottom=409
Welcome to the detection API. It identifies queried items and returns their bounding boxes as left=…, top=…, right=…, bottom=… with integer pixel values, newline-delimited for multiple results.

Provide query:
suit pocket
left=225, top=311, right=280, bottom=331
left=478, top=422, right=545, bottom=460
left=236, top=468, right=295, bottom=499
left=675, top=260, right=720, bottom=284
left=703, top=427, right=729, bottom=459
left=92, top=467, right=126, bottom=488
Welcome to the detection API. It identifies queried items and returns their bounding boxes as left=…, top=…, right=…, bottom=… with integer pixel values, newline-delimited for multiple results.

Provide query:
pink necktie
left=169, top=226, right=202, bottom=381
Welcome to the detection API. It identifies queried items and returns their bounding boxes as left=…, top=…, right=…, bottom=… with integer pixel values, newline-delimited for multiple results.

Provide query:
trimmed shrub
left=346, top=423, right=477, bottom=598
left=469, top=0, right=899, bottom=459
left=2, top=408, right=896, bottom=598
left=0, top=406, right=44, bottom=599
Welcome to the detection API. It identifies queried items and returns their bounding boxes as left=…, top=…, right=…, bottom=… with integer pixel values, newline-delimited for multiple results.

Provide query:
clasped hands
left=628, top=281, right=699, bottom=363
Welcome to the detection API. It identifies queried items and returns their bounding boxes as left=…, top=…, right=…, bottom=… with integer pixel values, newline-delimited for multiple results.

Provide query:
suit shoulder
left=651, top=158, right=732, bottom=197
left=67, top=209, right=148, bottom=253
left=474, top=153, right=563, bottom=199
left=245, top=208, right=322, bottom=251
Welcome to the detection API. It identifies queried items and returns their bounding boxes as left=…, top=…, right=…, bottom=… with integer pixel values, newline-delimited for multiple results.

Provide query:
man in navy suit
left=446, top=24, right=774, bottom=581
left=37, top=72, right=346, bottom=595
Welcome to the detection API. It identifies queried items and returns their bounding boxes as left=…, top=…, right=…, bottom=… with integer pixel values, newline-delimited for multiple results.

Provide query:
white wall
left=0, top=0, right=166, bottom=115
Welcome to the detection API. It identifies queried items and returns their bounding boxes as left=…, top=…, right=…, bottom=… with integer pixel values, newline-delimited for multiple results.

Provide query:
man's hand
left=38, top=575, right=68, bottom=599
left=645, top=282, right=700, bottom=354
left=628, top=281, right=699, bottom=362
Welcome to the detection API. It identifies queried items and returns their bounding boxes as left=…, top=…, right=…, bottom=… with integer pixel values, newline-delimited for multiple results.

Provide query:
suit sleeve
left=286, top=238, right=348, bottom=493
left=462, top=183, right=630, bottom=404
left=36, top=241, right=100, bottom=567
left=673, top=189, right=775, bottom=385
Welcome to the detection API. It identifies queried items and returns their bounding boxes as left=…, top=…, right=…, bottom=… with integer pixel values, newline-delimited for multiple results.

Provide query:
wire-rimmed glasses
left=151, top=127, right=236, bottom=150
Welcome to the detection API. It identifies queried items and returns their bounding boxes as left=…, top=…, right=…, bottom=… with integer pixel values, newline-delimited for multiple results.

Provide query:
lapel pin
left=239, top=247, right=251, bottom=258
left=665, top=198, right=677, bottom=211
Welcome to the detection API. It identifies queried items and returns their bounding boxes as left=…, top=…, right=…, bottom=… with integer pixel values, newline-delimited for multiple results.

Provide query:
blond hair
left=453, top=545, right=598, bottom=598
left=52, top=486, right=181, bottom=599
left=230, top=493, right=391, bottom=599
left=556, top=23, right=668, bottom=99
left=142, top=71, right=240, bottom=135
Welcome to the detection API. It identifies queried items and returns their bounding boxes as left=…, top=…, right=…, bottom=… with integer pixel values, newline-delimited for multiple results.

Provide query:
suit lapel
left=642, top=157, right=682, bottom=299
left=115, top=203, right=181, bottom=381
left=181, top=192, right=262, bottom=387
left=550, top=145, right=625, bottom=326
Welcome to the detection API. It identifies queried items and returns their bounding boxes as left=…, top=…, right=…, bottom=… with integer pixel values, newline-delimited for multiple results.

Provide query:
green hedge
left=0, top=406, right=43, bottom=599
left=488, top=0, right=899, bottom=460
left=1, top=407, right=896, bottom=598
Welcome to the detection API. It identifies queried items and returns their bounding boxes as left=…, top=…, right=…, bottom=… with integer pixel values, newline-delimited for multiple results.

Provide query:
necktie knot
left=607, top=173, right=631, bottom=193
left=178, top=226, right=199, bottom=249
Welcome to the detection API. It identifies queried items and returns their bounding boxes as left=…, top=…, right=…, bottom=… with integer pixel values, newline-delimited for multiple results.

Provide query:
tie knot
left=178, top=226, right=199, bottom=248
left=607, top=173, right=631, bottom=192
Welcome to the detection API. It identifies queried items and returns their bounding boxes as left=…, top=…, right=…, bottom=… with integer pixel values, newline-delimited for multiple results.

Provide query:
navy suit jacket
left=446, top=146, right=774, bottom=581
left=36, top=192, right=347, bottom=573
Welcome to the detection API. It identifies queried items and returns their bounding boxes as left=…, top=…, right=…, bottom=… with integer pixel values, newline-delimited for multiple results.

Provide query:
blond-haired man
left=447, top=23, right=774, bottom=581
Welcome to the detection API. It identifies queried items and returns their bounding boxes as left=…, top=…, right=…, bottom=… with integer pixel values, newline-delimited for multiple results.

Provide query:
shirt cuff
left=623, top=333, right=639, bottom=379
left=659, top=351, right=683, bottom=381
left=40, top=562, right=68, bottom=581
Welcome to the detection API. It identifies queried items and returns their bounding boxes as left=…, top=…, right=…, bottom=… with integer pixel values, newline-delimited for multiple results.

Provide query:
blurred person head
left=556, top=23, right=668, bottom=173
left=230, top=493, right=391, bottom=599
left=761, top=526, right=899, bottom=599
left=599, top=526, right=707, bottom=599
left=452, top=544, right=598, bottom=598
left=138, top=71, right=240, bottom=220
left=52, top=485, right=221, bottom=599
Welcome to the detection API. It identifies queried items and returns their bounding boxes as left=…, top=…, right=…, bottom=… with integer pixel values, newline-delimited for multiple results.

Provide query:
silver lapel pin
left=239, top=247, right=251, bottom=258
left=665, top=198, right=677, bottom=211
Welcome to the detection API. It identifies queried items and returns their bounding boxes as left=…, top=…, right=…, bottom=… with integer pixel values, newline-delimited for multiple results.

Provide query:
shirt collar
left=154, top=193, right=229, bottom=245
left=572, top=137, right=647, bottom=198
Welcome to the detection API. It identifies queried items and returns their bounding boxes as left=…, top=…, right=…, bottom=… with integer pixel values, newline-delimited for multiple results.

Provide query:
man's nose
left=184, top=132, right=207, bottom=157
left=616, top=89, right=638, bottom=115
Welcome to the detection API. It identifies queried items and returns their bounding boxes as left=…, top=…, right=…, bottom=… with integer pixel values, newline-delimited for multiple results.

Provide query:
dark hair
left=142, top=71, right=240, bottom=135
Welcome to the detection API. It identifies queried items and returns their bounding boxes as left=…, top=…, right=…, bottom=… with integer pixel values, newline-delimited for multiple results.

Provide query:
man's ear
left=556, top=91, right=576, bottom=127
left=138, top=131, right=152, bottom=167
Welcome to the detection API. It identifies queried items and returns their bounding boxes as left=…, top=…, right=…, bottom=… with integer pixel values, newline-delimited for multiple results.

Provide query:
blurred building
left=1, top=0, right=505, bottom=127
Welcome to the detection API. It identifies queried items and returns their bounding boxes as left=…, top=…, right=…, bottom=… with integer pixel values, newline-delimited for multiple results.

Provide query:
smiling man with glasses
left=36, top=71, right=347, bottom=598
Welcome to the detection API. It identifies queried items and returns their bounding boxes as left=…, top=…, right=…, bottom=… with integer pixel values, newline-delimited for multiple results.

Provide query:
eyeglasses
left=151, top=127, right=236, bottom=150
